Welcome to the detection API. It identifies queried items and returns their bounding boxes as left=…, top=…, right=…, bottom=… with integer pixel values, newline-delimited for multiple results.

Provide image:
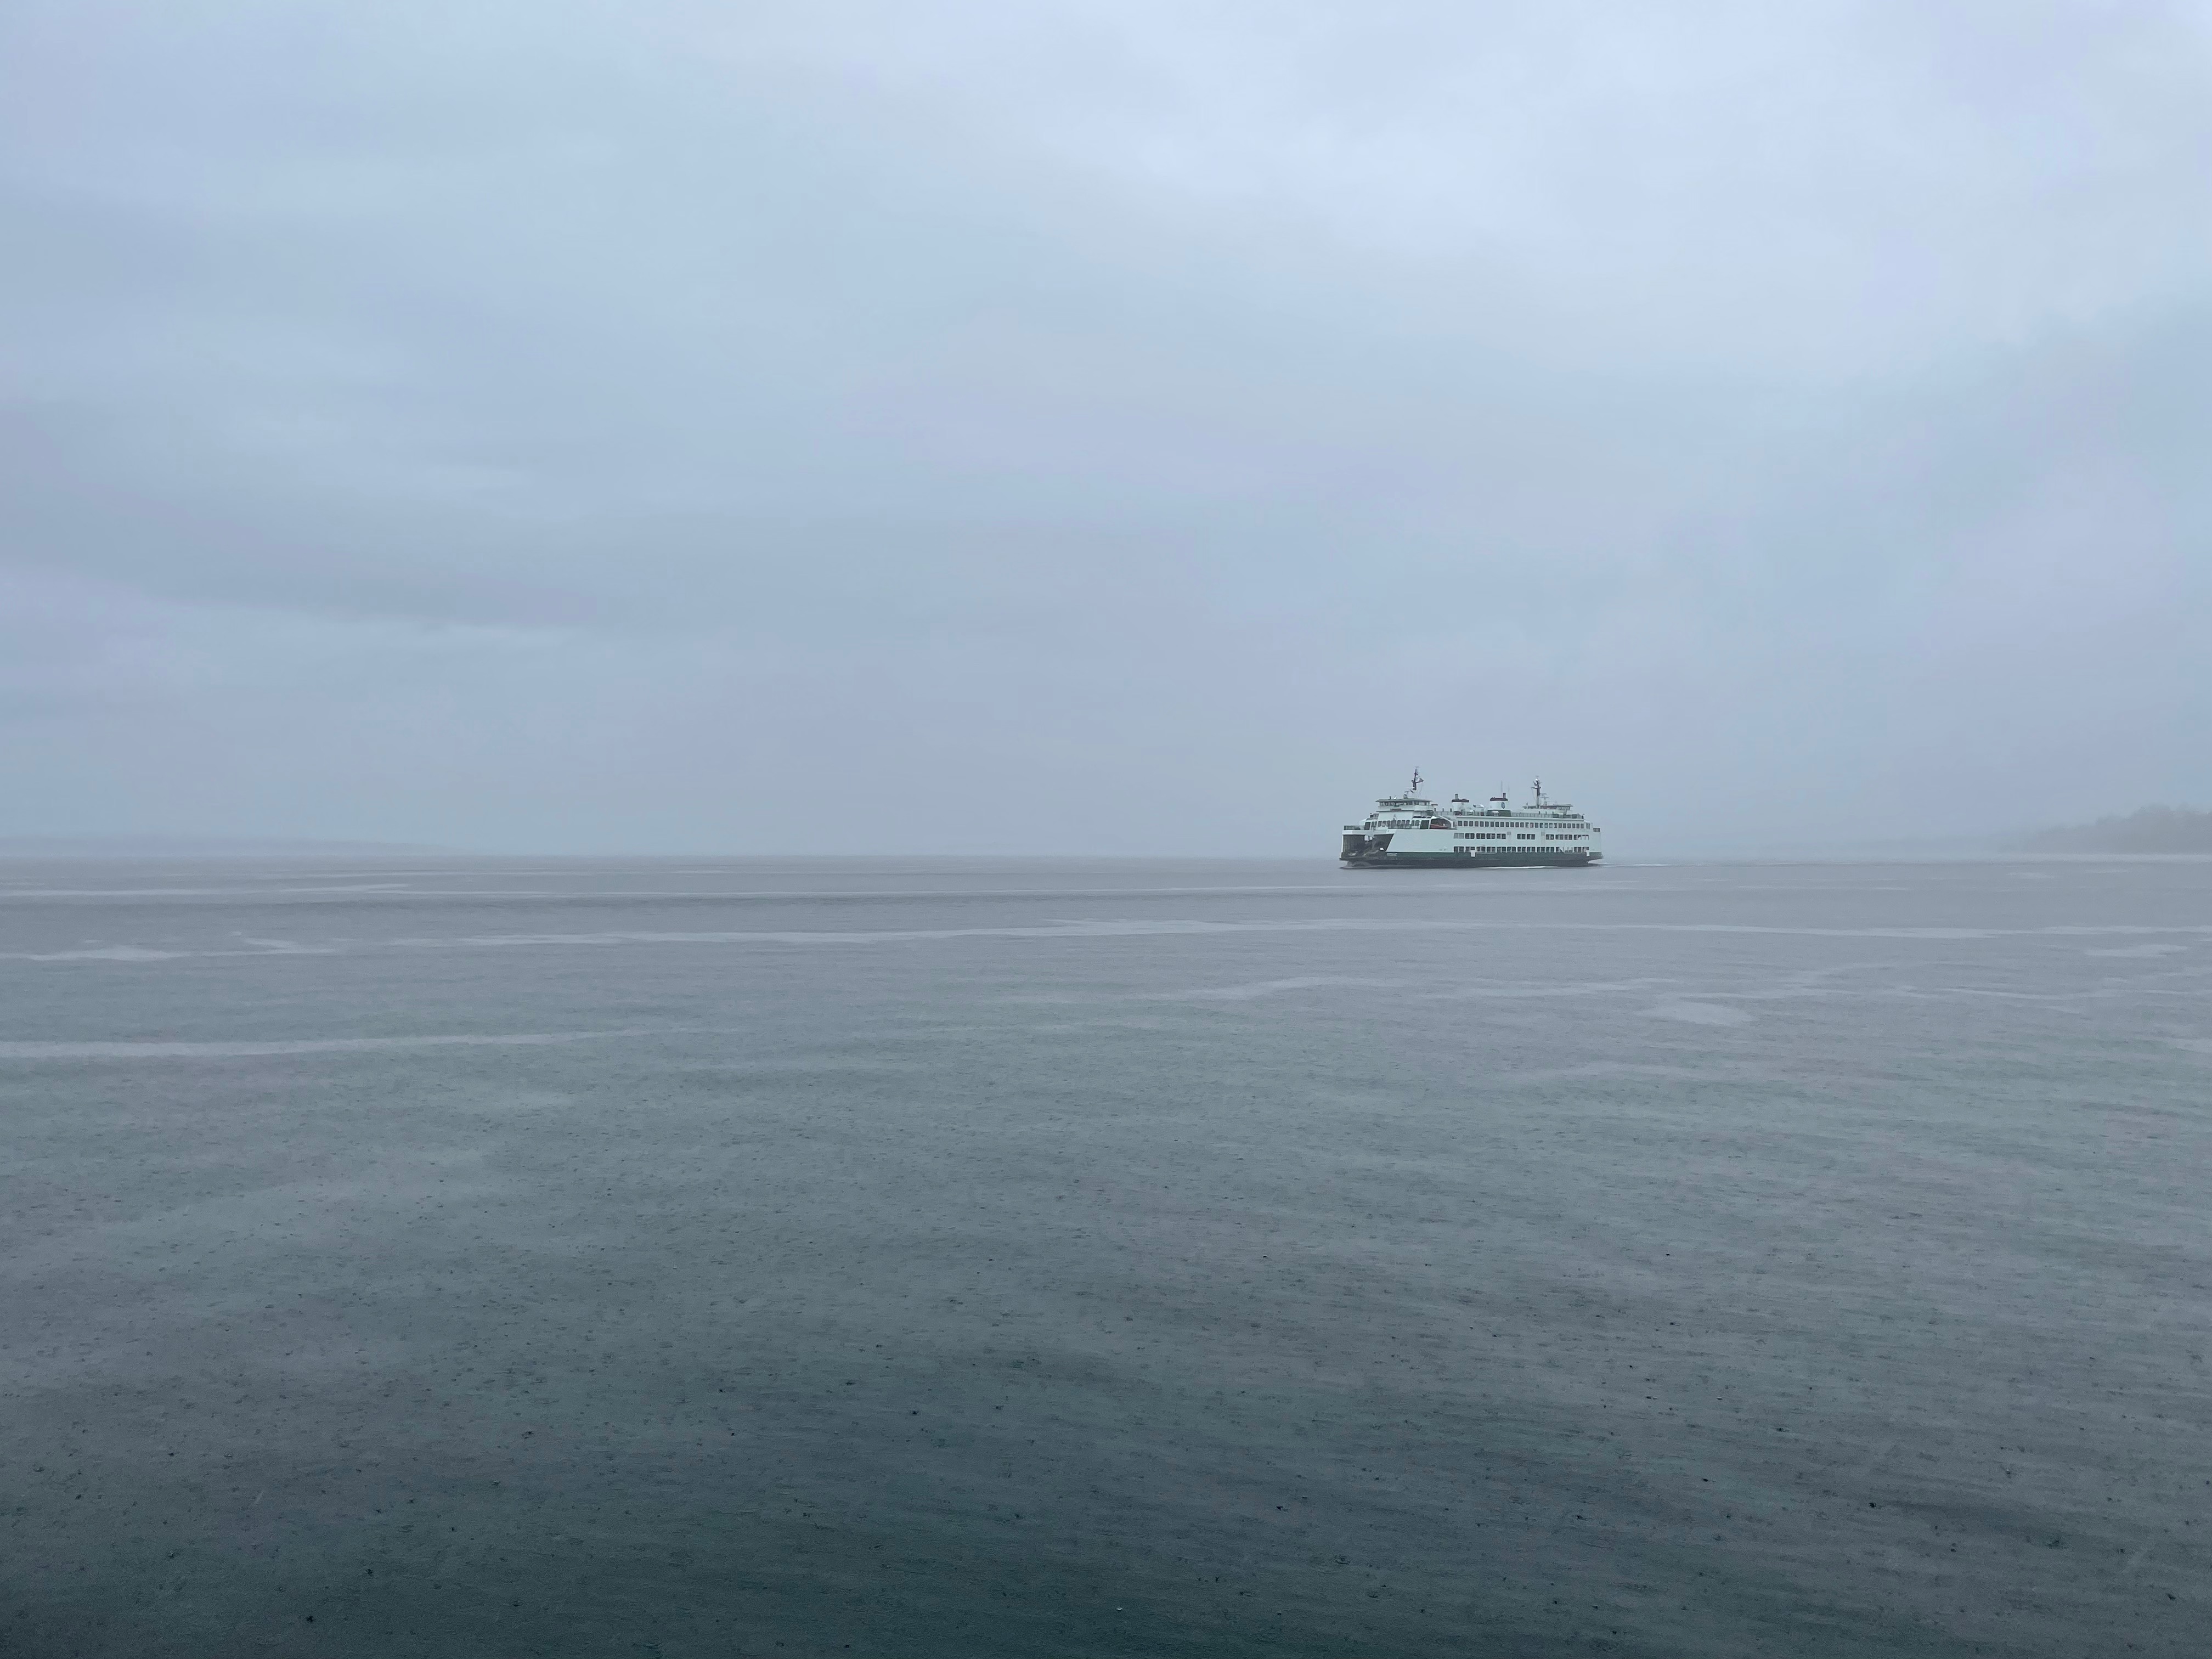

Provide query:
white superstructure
left=1340, top=773, right=1602, bottom=867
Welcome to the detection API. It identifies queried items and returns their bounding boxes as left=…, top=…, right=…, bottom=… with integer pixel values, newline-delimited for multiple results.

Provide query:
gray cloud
left=2, top=1, right=2206, bottom=851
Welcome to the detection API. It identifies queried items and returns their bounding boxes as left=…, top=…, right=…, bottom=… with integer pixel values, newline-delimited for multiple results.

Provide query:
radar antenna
left=1409, top=768, right=1423, bottom=794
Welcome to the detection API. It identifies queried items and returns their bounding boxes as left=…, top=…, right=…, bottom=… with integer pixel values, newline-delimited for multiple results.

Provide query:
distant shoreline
left=3, top=805, right=2205, bottom=861
left=2012, top=804, right=2212, bottom=855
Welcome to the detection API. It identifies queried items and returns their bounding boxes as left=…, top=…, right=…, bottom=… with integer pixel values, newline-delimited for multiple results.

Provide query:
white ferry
left=1341, top=773, right=1602, bottom=868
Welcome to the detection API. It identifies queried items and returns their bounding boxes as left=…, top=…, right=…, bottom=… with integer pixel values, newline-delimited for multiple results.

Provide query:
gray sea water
left=0, top=856, right=2205, bottom=1658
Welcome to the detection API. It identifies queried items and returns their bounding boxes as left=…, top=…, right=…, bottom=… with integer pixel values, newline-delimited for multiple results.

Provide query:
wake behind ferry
left=1341, top=773, right=1602, bottom=868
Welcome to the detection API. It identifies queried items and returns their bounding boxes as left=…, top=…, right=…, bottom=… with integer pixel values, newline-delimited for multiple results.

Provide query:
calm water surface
left=1, top=856, right=2205, bottom=1657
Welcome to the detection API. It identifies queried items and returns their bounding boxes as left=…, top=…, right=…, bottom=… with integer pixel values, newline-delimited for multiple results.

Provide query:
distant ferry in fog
left=1341, top=773, right=1602, bottom=868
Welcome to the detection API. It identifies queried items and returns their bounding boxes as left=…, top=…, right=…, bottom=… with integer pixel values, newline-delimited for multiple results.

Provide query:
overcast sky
left=3, top=1, right=2207, bottom=853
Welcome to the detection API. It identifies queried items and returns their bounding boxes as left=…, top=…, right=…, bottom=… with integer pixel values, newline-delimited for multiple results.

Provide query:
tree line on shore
left=2018, top=805, right=2212, bottom=853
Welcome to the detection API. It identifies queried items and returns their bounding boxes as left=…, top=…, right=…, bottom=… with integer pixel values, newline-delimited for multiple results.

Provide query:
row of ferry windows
left=1370, top=827, right=1590, bottom=838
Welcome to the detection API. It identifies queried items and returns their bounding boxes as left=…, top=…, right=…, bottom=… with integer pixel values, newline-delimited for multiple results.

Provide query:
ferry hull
left=1341, top=851, right=1600, bottom=868
left=1341, top=831, right=1597, bottom=868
